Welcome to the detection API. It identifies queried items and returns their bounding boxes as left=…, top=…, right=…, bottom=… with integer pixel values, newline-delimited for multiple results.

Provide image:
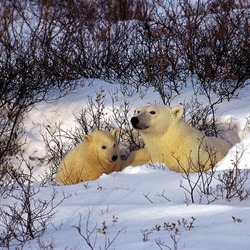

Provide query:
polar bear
left=55, top=129, right=121, bottom=185
left=124, top=105, right=231, bottom=173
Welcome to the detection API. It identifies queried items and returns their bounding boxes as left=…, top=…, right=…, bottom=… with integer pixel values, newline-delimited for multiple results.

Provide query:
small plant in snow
left=156, top=190, right=171, bottom=202
left=143, top=192, right=154, bottom=204
left=179, top=137, right=218, bottom=204
left=83, top=182, right=90, bottom=190
left=140, top=229, right=152, bottom=242
left=97, top=183, right=103, bottom=191
left=74, top=210, right=126, bottom=250
left=177, top=217, right=196, bottom=231
left=180, top=148, right=250, bottom=204
left=96, top=221, right=108, bottom=235
left=232, top=216, right=243, bottom=223
left=112, top=215, right=118, bottom=226
left=215, top=150, right=250, bottom=201
left=141, top=217, right=196, bottom=250
left=100, top=206, right=110, bottom=215
left=0, top=158, right=70, bottom=248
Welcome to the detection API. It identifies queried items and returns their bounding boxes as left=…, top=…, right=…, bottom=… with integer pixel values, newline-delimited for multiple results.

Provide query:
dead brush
left=141, top=217, right=196, bottom=250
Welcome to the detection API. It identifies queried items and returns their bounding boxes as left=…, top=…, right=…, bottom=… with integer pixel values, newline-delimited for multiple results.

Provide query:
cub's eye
left=150, top=111, right=156, bottom=114
left=113, top=143, right=116, bottom=147
left=101, top=145, right=107, bottom=149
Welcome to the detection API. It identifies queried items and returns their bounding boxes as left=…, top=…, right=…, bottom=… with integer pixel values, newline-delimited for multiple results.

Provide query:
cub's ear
left=171, top=106, right=183, bottom=119
left=111, top=128, right=119, bottom=138
left=83, top=134, right=92, bottom=143
left=134, top=107, right=142, bottom=115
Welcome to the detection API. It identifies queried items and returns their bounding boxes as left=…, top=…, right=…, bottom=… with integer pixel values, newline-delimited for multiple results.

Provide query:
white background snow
left=8, top=79, right=250, bottom=249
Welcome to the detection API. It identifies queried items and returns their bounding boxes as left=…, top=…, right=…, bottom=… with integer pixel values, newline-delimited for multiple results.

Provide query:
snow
left=5, top=79, right=250, bottom=249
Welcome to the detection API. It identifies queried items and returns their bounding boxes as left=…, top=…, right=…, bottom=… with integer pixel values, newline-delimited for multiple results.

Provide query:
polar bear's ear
left=83, top=134, right=92, bottom=143
left=134, top=107, right=142, bottom=115
left=112, top=128, right=119, bottom=138
left=171, top=106, right=183, bottom=119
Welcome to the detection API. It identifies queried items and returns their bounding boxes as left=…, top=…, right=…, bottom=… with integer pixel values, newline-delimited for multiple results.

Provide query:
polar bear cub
left=55, top=129, right=121, bottom=185
left=125, top=105, right=231, bottom=173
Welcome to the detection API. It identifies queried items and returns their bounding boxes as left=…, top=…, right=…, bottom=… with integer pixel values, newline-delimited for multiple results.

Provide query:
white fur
left=125, top=105, right=231, bottom=173
left=55, top=129, right=121, bottom=184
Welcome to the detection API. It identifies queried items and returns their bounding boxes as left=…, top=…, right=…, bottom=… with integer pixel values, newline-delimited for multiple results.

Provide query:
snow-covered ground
left=7, top=79, right=250, bottom=249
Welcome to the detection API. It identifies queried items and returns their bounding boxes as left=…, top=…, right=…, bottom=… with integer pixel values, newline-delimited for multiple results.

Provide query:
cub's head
left=83, top=129, right=119, bottom=164
left=131, top=105, right=183, bottom=134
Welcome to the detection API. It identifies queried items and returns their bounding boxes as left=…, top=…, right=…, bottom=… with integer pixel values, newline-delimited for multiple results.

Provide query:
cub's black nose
left=131, top=117, right=139, bottom=127
left=112, top=155, right=118, bottom=161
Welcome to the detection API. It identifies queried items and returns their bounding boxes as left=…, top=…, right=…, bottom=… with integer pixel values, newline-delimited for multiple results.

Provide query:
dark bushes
left=1, top=0, right=249, bottom=181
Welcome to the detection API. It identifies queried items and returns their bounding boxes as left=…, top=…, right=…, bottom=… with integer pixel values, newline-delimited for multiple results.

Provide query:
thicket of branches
left=1, top=0, right=249, bottom=169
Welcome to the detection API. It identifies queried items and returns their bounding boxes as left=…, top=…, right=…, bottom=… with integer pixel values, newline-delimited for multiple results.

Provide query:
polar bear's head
left=83, top=129, right=119, bottom=164
left=131, top=105, right=183, bottom=134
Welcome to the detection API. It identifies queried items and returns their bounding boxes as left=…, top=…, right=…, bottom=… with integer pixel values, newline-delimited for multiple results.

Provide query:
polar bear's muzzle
left=110, top=155, right=118, bottom=162
left=131, top=116, right=149, bottom=130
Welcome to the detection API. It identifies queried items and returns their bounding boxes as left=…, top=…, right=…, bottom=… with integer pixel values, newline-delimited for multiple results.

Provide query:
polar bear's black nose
left=131, top=117, right=139, bottom=127
left=112, top=155, right=118, bottom=161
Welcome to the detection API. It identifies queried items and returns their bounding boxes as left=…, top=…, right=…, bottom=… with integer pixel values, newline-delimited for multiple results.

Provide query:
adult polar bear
left=125, top=105, right=231, bottom=173
left=55, top=129, right=121, bottom=185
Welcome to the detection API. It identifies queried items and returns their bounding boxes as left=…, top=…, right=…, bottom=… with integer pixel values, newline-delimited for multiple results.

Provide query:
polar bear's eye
left=101, top=145, right=107, bottom=149
left=150, top=111, right=156, bottom=114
